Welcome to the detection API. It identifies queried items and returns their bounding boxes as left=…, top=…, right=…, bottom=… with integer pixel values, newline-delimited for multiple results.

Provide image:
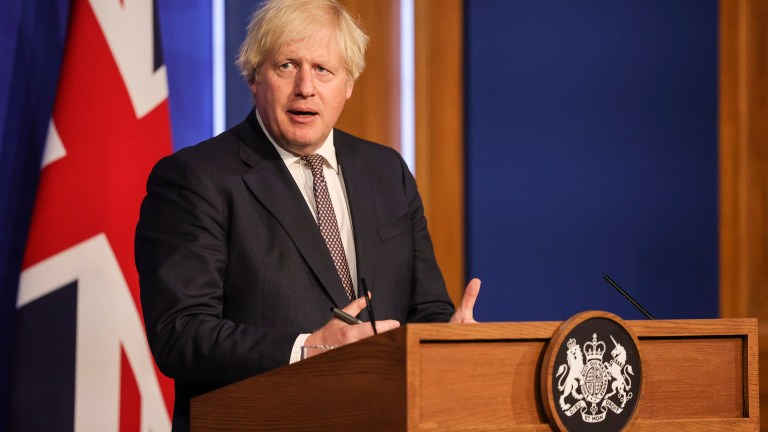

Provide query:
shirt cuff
left=289, top=333, right=312, bottom=364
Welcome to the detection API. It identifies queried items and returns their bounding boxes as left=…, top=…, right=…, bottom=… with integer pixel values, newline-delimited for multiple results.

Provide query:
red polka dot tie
left=301, top=154, right=356, bottom=301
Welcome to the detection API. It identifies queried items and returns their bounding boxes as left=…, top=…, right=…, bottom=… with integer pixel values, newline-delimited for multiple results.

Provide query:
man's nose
left=294, top=67, right=315, bottom=98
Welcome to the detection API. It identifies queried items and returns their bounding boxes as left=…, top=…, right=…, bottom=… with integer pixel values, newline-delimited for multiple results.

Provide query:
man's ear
left=248, top=68, right=261, bottom=94
left=250, top=77, right=259, bottom=95
left=345, top=80, right=354, bottom=100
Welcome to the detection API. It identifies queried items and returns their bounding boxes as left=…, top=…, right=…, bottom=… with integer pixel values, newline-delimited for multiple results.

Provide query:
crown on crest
left=583, top=333, right=606, bottom=360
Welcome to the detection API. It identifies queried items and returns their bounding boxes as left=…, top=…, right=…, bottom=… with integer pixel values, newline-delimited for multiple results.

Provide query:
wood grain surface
left=719, top=1, right=768, bottom=430
left=190, top=319, right=760, bottom=431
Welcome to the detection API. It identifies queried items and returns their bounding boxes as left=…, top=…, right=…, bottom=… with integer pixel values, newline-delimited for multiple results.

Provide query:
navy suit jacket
left=135, top=110, right=454, bottom=429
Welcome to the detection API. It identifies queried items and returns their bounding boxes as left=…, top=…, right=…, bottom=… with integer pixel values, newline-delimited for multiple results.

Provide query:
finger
left=341, top=293, right=371, bottom=316
left=325, top=319, right=370, bottom=344
left=460, top=278, right=481, bottom=313
left=373, top=319, right=400, bottom=333
left=344, top=319, right=399, bottom=342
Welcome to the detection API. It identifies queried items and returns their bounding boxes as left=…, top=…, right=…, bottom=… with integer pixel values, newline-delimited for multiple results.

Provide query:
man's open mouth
left=288, top=110, right=317, bottom=117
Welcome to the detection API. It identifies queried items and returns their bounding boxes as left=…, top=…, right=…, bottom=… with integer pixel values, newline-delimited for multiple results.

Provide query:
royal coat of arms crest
left=556, top=333, right=634, bottom=423
left=541, top=312, right=643, bottom=432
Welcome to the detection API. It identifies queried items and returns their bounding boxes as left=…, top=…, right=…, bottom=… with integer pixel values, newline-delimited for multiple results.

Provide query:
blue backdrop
left=466, top=0, right=719, bottom=321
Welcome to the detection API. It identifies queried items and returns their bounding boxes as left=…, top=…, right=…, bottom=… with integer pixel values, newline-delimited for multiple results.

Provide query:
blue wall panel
left=158, top=0, right=260, bottom=139
left=466, top=1, right=718, bottom=321
left=225, top=0, right=263, bottom=128
left=157, top=0, right=213, bottom=151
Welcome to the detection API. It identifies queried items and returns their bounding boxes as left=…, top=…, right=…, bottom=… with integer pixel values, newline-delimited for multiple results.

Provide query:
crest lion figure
left=556, top=338, right=584, bottom=410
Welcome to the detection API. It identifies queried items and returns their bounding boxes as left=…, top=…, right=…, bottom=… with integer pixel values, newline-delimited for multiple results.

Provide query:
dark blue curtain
left=0, top=0, right=71, bottom=427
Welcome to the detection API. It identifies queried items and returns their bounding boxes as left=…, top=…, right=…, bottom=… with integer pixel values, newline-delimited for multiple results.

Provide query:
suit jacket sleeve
left=135, top=152, right=297, bottom=389
left=398, top=153, right=456, bottom=322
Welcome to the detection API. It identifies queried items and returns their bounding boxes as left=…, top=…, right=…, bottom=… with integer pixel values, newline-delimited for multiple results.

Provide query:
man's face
left=251, top=27, right=354, bottom=155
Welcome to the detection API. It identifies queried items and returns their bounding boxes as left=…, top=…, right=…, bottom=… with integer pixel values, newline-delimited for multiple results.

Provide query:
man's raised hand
left=449, top=278, right=481, bottom=324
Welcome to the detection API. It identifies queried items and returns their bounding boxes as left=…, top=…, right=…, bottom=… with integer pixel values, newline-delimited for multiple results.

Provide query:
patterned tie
left=301, top=154, right=356, bottom=300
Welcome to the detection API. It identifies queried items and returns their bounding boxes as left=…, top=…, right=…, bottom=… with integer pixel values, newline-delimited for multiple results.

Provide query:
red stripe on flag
left=120, top=348, right=141, bottom=432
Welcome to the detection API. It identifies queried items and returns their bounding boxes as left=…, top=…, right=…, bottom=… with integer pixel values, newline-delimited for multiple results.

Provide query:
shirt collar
left=255, top=109, right=339, bottom=173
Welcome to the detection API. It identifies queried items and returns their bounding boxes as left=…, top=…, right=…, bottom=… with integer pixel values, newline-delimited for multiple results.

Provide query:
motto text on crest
left=556, top=333, right=635, bottom=423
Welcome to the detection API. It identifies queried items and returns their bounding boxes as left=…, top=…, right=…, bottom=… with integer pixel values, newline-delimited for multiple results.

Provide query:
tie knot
left=301, top=154, right=324, bottom=176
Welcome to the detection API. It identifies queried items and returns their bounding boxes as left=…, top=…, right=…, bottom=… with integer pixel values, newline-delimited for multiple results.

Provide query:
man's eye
left=279, top=62, right=293, bottom=70
left=316, top=66, right=328, bottom=73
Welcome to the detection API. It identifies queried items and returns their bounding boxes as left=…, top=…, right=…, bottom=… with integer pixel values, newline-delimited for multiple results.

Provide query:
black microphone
left=602, top=274, right=655, bottom=320
left=359, top=278, right=377, bottom=335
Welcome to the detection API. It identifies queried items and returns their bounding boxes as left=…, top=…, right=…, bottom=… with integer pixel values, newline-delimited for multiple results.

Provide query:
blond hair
left=236, top=0, right=369, bottom=83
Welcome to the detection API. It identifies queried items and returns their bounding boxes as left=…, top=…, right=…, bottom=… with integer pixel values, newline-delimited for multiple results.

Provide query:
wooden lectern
left=191, top=318, right=759, bottom=431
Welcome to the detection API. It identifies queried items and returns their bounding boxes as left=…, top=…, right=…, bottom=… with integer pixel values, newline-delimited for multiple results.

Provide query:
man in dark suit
left=135, top=0, right=480, bottom=429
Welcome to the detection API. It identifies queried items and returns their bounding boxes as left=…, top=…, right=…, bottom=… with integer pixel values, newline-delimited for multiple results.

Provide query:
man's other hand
left=449, top=278, right=481, bottom=324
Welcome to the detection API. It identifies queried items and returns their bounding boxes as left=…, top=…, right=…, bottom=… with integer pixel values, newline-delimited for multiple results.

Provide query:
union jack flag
left=13, top=0, right=174, bottom=430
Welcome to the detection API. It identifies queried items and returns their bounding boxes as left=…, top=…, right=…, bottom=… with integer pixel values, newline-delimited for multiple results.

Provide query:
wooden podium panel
left=191, top=318, right=759, bottom=431
left=628, top=319, right=759, bottom=431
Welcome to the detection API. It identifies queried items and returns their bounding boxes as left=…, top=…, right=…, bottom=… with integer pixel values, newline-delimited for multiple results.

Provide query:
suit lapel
left=236, top=112, right=350, bottom=308
left=335, top=130, right=379, bottom=299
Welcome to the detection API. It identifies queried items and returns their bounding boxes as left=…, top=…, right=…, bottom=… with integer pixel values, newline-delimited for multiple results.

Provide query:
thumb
left=460, top=278, right=481, bottom=313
